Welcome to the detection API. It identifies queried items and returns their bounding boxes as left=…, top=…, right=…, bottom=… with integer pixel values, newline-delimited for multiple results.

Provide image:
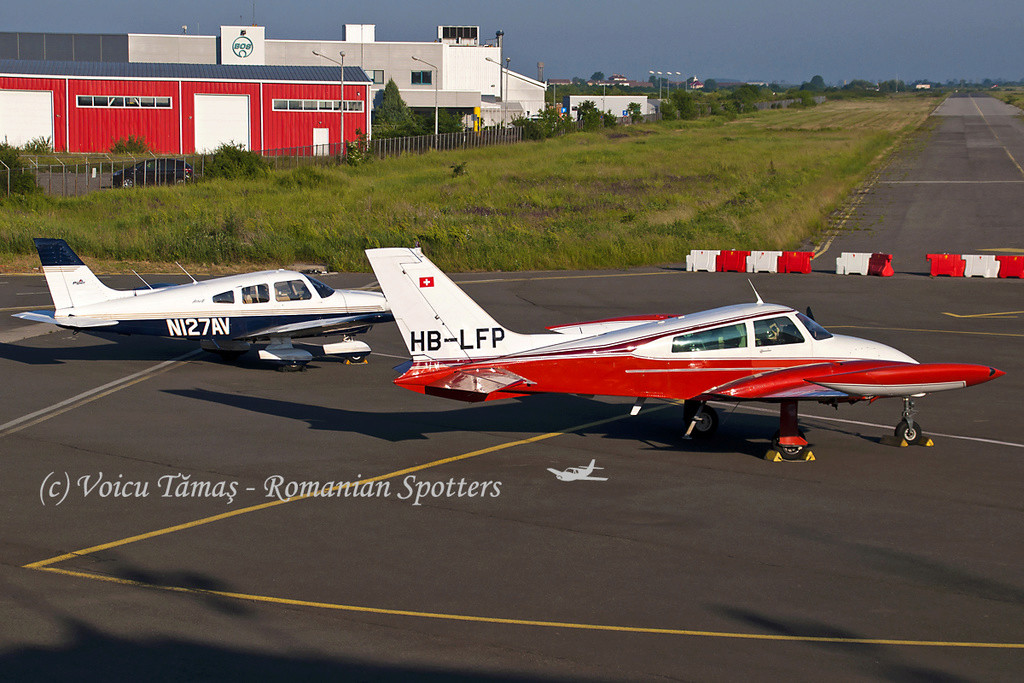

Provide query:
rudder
left=33, top=238, right=122, bottom=311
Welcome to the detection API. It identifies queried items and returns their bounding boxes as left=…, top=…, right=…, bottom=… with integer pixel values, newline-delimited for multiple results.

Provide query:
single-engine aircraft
left=547, top=459, right=608, bottom=481
left=14, top=238, right=392, bottom=367
left=365, top=247, right=1004, bottom=460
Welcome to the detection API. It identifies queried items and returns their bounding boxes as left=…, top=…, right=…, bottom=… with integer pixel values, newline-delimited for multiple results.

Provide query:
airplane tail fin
left=33, top=238, right=123, bottom=311
left=365, top=247, right=559, bottom=362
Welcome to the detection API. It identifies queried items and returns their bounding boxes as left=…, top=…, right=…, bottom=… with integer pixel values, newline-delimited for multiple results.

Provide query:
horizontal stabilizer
left=422, top=367, right=533, bottom=402
left=13, top=310, right=118, bottom=328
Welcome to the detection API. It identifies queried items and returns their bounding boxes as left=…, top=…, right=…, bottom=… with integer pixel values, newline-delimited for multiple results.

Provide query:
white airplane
left=14, top=238, right=392, bottom=367
left=547, top=459, right=608, bottom=481
left=365, top=247, right=1003, bottom=460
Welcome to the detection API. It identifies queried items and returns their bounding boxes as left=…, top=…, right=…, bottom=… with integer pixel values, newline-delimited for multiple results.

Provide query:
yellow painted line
left=829, top=325, right=1024, bottom=339
left=0, top=349, right=203, bottom=439
left=0, top=305, right=54, bottom=312
left=979, top=248, right=1024, bottom=253
left=943, top=311, right=1023, bottom=319
left=24, top=408, right=665, bottom=570
left=456, top=271, right=679, bottom=285
left=31, top=565, right=1024, bottom=650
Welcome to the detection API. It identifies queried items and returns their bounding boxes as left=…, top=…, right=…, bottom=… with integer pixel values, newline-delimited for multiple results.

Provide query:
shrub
left=512, top=116, right=545, bottom=140
left=0, top=143, right=39, bottom=198
left=21, top=136, right=53, bottom=154
left=111, top=135, right=150, bottom=154
left=203, top=143, right=270, bottom=180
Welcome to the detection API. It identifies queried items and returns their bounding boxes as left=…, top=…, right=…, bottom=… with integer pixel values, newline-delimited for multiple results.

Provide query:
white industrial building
left=0, top=24, right=547, bottom=128
left=563, top=94, right=653, bottom=119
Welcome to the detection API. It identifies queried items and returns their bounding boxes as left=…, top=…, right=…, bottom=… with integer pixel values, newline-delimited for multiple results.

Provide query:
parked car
left=113, top=159, right=193, bottom=188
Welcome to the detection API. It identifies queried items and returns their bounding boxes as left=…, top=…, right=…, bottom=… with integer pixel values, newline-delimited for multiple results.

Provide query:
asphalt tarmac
left=1, top=93, right=1022, bottom=681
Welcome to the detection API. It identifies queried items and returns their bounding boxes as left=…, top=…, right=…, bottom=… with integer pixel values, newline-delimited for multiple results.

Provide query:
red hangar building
left=0, top=59, right=372, bottom=154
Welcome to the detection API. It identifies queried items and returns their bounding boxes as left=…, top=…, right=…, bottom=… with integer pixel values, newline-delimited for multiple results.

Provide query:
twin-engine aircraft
left=365, top=247, right=1003, bottom=460
left=15, top=238, right=392, bottom=367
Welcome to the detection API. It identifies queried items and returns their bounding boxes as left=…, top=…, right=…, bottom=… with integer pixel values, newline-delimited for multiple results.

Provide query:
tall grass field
left=0, top=96, right=936, bottom=273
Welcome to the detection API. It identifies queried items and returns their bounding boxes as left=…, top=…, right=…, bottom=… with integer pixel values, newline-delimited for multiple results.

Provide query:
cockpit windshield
left=796, top=312, right=833, bottom=340
left=306, top=276, right=335, bottom=299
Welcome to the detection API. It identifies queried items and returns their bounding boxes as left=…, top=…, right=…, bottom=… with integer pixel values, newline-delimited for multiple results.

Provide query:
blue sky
left=11, top=0, right=1024, bottom=84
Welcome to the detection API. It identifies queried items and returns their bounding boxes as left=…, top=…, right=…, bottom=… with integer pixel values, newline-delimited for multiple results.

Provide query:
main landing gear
left=682, top=401, right=718, bottom=439
left=766, top=400, right=815, bottom=462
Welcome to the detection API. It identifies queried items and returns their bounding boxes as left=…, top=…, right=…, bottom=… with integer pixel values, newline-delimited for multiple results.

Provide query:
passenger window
left=274, top=280, right=312, bottom=302
left=241, top=284, right=269, bottom=304
left=754, top=316, right=805, bottom=347
left=212, top=290, right=234, bottom=304
left=672, top=323, right=747, bottom=353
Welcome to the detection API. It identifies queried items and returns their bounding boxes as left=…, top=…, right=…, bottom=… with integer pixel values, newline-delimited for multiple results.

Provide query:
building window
left=271, top=99, right=363, bottom=112
left=411, top=70, right=432, bottom=85
left=76, top=95, right=172, bottom=108
left=370, top=70, right=384, bottom=85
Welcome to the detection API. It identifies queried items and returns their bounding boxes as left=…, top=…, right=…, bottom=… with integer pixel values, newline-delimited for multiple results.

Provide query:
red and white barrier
left=686, top=249, right=720, bottom=272
left=778, top=251, right=812, bottom=273
left=963, top=254, right=999, bottom=278
left=746, top=251, right=782, bottom=273
left=996, top=255, right=1024, bottom=278
left=716, top=250, right=750, bottom=273
left=836, top=252, right=893, bottom=276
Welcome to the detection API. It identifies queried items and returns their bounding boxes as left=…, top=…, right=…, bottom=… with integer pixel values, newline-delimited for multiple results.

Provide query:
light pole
left=312, top=50, right=345, bottom=156
left=485, top=56, right=507, bottom=126
left=412, top=56, right=439, bottom=135
left=505, top=57, right=511, bottom=126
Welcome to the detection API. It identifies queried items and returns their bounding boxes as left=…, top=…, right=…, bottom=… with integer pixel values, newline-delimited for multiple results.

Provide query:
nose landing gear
left=892, top=397, right=933, bottom=446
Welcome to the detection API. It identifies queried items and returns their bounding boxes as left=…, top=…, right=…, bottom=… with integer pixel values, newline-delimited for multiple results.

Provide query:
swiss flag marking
left=419, top=277, right=434, bottom=288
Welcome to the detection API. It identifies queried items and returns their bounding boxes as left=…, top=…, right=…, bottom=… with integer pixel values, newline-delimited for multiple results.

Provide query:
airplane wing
left=13, top=310, right=118, bottom=328
left=234, top=313, right=392, bottom=341
left=704, top=360, right=1000, bottom=401
left=418, top=367, right=534, bottom=403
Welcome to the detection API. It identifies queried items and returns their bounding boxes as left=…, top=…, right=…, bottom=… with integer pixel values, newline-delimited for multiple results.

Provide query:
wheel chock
left=344, top=358, right=369, bottom=365
left=916, top=437, right=934, bottom=447
left=880, top=435, right=909, bottom=447
left=765, top=449, right=815, bottom=462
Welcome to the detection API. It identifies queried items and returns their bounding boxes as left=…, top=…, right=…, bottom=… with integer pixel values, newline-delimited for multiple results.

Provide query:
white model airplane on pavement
left=547, top=459, right=608, bottom=481
left=365, top=247, right=1004, bottom=460
left=14, top=238, right=392, bottom=367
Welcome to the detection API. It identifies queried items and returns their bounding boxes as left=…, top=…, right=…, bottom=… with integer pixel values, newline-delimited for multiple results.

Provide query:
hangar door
left=0, top=90, right=54, bottom=148
left=194, top=94, right=250, bottom=153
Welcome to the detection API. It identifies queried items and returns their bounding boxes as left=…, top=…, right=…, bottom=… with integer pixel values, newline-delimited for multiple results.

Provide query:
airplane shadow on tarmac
left=162, top=388, right=868, bottom=459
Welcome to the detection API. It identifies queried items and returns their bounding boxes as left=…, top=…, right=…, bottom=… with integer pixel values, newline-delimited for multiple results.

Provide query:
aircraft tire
left=685, top=404, right=718, bottom=439
left=894, top=419, right=923, bottom=444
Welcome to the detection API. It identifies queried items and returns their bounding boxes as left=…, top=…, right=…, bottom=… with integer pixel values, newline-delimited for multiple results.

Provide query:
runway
left=1, top=94, right=1022, bottom=680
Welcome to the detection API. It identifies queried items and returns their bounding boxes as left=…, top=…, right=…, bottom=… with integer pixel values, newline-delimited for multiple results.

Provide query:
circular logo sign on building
left=232, top=36, right=254, bottom=59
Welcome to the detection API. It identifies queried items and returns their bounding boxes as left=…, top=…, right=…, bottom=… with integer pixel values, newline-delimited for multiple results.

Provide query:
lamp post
left=312, top=50, right=345, bottom=156
left=412, top=56, right=439, bottom=135
left=485, top=56, right=506, bottom=126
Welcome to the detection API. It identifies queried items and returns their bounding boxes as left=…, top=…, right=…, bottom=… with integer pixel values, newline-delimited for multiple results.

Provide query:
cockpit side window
left=212, top=290, right=234, bottom=304
left=796, top=312, right=833, bottom=340
left=274, top=280, right=312, bottom=302
left=306, top=276, right=335, bottom=299
left=754, top=316, right=805, bottom=347
left=241, top=283, right=269, bottom=304
left=672, top=323, right=748, bottom=353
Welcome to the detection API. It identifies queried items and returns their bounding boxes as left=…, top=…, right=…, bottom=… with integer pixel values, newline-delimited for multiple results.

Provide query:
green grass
left=0, top=96, right=936, bottom=273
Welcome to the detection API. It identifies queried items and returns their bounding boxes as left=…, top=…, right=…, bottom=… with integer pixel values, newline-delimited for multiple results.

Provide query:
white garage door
left=194, top=94, right=250, bottom=153
left=0, top=90, right=54, bottom=148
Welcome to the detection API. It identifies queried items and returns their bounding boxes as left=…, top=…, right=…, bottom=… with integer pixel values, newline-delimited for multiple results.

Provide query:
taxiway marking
left=970, top=97, right=1024, bottom=178
left=830, top=325, right=1024, bottom=339
left=942, top=310, right=1023, bottom=319
left=0, top=349, right=202, bottom=438
left=31, top=565, right=1024, bottom=650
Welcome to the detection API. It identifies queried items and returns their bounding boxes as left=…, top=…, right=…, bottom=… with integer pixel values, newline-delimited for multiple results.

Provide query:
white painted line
left=719, top=402, right=1024, bottom=449
left=0, top=349, right=202, bottom=438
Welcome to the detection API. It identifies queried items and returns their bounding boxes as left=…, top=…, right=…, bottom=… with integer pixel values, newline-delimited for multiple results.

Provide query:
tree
left=576, top=100, right=601, bottom=130
left=670, top=89, right=699, bottom=119
left=703, top=78, right=718, bottom=92
left=801, top=75, right=826, bottom=91
left=627, top=101, right=643, bottom=123
left=374, top=79, right=419, bottom=137
left=0, top=143, right=39, bottom=198
left=590, top=71, right=605, bottom=82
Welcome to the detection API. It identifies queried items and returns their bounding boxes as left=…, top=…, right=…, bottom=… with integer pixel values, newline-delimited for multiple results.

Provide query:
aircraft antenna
left=175, top=262, right=198, bottom=283
left=747, top=279, right=763, bottom=305
left=132, top=270, right=153, bottom=289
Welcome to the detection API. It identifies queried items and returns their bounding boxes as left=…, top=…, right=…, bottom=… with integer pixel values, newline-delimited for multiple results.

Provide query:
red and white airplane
left=365, top=248, right=1004, bottom=460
